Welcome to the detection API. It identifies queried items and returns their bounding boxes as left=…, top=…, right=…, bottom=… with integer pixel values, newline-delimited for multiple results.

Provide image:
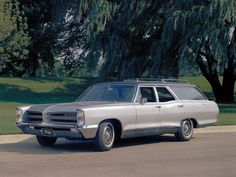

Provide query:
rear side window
left=170, top=86, right=206, bottom=100
left=140, top=87, right=156, bottom=102
left=156, top=87, right=175, bottom=102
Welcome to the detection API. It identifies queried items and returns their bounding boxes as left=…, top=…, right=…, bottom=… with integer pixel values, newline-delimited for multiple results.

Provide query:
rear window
left=170, top=86, right=206, bottom=100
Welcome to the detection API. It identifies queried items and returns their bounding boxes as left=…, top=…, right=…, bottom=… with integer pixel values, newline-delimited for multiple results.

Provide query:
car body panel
left=82, top=103, right=137, bottom=138
left=181, top=100, right=219, bottom=126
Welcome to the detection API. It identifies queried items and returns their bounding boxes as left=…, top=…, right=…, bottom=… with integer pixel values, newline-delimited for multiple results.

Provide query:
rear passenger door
left=135, top=87, right=162, bottom=135
left=156, top=87, right=185, bottom=128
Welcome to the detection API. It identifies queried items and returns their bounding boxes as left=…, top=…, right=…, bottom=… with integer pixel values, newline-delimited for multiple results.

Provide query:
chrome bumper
left=16, top=123, right=98, bottom=139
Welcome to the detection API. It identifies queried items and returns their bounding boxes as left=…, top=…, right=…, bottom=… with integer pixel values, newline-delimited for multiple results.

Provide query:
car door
left=155, top=86, right=185, bottom=129
left=135, top=86, right=162, bottom=136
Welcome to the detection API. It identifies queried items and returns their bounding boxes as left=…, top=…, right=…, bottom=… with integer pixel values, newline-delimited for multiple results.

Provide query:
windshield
left=76, top=84, right=136, bottom=102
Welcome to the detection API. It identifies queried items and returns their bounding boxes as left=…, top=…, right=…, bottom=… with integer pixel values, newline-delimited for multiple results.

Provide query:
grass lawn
left=216, top=104, right=236, bottom=126
left=0, top=77, right=97, bottom=134
left=0, top=76, right=235, bottom=134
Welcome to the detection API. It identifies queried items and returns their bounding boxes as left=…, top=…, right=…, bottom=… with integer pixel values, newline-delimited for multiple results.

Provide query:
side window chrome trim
left=165, top=86, right=179, bottom=100
left=135, top=86, right=158, bottom=103
left=156, top=86, right=179, bottom=102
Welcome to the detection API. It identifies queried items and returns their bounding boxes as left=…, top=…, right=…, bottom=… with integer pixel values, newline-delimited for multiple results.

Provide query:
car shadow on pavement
left=0, top=135, right=184, bottom=154
left=0, top=136, right=97, bottom=154
left=114, top=135, right=178, bottom=148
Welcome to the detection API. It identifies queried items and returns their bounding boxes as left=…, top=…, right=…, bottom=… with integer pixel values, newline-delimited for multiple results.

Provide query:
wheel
left=94, top=121, right=115, bottom=151
left=175, top=119, right=193, bottom=141
left=36, top=136, right=57, bottom=147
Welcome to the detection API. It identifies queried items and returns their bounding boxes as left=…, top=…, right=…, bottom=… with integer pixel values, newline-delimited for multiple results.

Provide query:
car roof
left=94, top=80, right=196, bottom=87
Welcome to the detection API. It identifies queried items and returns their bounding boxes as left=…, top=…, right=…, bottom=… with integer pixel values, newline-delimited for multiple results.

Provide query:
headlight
left=77, top=110, right=85, bottom=126
left=16, top=108, right=23, bottom=124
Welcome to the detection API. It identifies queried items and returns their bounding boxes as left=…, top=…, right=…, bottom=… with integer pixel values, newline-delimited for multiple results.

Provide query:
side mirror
left=141, top=98, right=147, bottom=104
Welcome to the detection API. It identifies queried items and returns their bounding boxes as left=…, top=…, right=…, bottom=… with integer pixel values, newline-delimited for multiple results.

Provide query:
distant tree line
left=0, top=0, right=235, bottom=102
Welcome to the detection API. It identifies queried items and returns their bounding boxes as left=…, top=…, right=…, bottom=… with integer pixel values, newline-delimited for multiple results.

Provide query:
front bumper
left=16, top=123, right=98, bottom=139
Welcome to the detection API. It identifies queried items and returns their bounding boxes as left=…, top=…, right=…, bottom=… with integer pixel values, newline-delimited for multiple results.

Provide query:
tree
left=19, top=0, right=56, bottom=76
left=179, top=0, right=236, bottom=102
left=0, top=0, right=30, bottom=76
left=78, top=0, right=179, bottom=79
left=79, top=0, right=236, bottom=102
left=52, top=0, right=87, bottom=76
left=19, top=0, right=88, bottom=77
left=77, top=0, right=205, bottom=79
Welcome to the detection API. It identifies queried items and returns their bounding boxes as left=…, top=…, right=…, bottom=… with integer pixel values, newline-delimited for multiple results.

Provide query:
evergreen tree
left=0, top=0, right=30, bottom=76
left=19, top=0, right=56, bottom=76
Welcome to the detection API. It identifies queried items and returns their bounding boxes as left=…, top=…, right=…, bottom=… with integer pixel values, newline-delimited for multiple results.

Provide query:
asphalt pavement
left=0, top=131, right=236, bottom=177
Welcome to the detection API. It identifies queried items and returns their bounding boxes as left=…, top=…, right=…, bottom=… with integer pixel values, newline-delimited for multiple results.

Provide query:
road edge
left=1, top=125, right=236, bottom=144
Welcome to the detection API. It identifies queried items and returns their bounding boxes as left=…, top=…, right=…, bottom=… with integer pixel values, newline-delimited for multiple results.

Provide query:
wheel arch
left=182, top=118, right=199, bottom=128
left=99, top=118, right=123, bottom=140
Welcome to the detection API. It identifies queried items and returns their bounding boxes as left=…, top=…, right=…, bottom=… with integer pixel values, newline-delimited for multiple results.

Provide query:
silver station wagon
left=16, top=78, right=219, bottom=151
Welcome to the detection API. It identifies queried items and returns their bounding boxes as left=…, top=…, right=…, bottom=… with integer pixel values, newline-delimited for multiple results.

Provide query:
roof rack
left=124, top=78, right=162, bottom=82
left=123, top=78, right=190, bottom=84
left=161, top=79, right=190, bottom=83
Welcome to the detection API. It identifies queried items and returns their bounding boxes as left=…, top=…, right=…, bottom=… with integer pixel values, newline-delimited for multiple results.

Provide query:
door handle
left=178, top=104, right=184, bottom=108
left=155, top=105, right=162, bottom=108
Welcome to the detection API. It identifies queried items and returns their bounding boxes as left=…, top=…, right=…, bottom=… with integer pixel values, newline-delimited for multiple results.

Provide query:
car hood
left=25, top=101, right=115, bottom=113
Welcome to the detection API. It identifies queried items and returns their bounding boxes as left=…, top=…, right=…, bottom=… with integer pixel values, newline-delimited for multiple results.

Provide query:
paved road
left=0, top=132, right=235, bottom=177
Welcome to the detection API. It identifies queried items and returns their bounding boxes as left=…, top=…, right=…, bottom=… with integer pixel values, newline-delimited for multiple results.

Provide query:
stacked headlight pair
left=77, top=110, right=85, bottom=126
left=16, top=108, right=23, bottom=124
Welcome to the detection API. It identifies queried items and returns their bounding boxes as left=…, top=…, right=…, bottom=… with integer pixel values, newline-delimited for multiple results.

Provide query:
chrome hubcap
left=182, top=120, right=192, bottom=137
left=103, top=124, right=114, bottom=147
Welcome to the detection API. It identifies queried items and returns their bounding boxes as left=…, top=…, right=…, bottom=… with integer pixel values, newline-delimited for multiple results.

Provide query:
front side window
left=140, top=87, right=156, bottom=102
left=77, top=84, right=136, bottom=102
left=156, top=87, right=175, bottom=102
left=170, top=86, right=206, bottom=100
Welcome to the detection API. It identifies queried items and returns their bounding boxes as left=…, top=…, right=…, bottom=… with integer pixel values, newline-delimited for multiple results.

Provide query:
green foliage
left=19, top=0, right=56, bottom=76
left=0, top=0, right=30, bottom=76
left=78, top=1, right=196, bottom=78
left=178, top=0, right=236, bottom=102
left=78, top=0, right=236, bottom=102
left=79, top=1, right=171, bottom=78
left=179, top=0, right=236, bottom=67
left=53, top=0, right=88, bottom=76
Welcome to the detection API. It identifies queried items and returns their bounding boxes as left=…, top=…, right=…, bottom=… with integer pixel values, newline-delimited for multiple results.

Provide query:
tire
left=36, top=136, right=57, bottom=147
left=175, top=119, right=194, bottom=141
left=94, top=121, right=115, bottom=151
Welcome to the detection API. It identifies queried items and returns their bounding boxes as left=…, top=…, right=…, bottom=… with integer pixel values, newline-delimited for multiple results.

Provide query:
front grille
left=27, top=111, right=43, bottom=123
left=47, top=112, right=77, bottom=125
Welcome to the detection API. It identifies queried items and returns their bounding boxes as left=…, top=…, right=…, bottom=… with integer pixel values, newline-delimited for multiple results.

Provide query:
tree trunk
left=220, top=68, right=235, bottom=102
left=221, top=26, right=236, bottom=103
left=197, top=51, right=221, bottom=101
left=199, top=66, right=235, bottom=103
left=28, top=48, right=39, bottom=77
left=204, top=74, right=223, bottom=102
left=197, top=43, right=235, bottom=103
